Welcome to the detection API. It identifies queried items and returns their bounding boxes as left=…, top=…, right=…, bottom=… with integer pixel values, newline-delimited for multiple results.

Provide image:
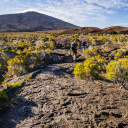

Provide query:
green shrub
left=0, top=90, right=8, bottom=108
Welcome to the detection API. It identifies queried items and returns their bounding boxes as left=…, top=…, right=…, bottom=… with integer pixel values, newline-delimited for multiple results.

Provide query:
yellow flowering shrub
left=17, top=42, right=31, bottom=49
left=92, top=38, right=103, bottom=45
left=74, top=55, right=106, bottom=80
left=11, top=82, right=21, bottom=87
left=92, top=39, right=97, bottom=45
left=84, top=48, right=99, bottom=58
left=49, top=41, right=56, bottom=49
left=84, top=55, right=106, bottom=79
left=74, top=63, right=86, bottom=79
left=16, top=49, right=42, bottom=69
left=106, top=58, right=128, bottom=85
left=45, top=48, right=52, bottom=53
left=7, top=57, right=29, bottom=77
left=84, top=49, right=91, bottom=58
left=114, top=49, right=124, bottom=60
left=24, top=75, right=32, bottom=83
left=1, top=50, right=18, bottom=62
left=24, top=51, right=42, bottom=68
left=35, top=45, right=46, bottom=50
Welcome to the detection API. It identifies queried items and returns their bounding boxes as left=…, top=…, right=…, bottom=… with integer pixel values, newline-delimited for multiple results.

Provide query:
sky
left=0, top=0, right=128, bottom=29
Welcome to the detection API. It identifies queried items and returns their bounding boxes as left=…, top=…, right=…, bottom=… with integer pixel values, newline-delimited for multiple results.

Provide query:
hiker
left=71, top=39, right=79, bottom=62
left=81, top=38, right=88, bottom=55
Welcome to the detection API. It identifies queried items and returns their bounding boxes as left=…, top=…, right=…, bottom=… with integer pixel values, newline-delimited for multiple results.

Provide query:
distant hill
left=0, top=11, right=79, bottom=32
left=62, top=27, right=103, bottom=34
left=103, top=26, right=128, bottom=34
left=60, top=26, right=128, bottom=34
left=60, top=27, right=103, bottom=34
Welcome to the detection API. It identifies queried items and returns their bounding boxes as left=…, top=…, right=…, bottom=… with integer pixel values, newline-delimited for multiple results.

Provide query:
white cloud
left=105, top=10, right=116, bottom=14
left=34, top=0, right=108, bottom=24
left=15, top=0, right=128, bottom=24
left=0, top=0, right=9, bottom=2
left=32, top=0, right=128, bottom=27
left=124, top=8, right=128, bottom=10
left=35, top=1, right=82, bottom=22
left=20, top=8, right=42, bottom=13
left=84, top=0, right=128, bottom=8
left=114, top=23, right=128, bottom=26
left=4, top=0, right=128, bottom=27
left=4, top=0, right=9, bottom=2
left=12, top=0, right=31, bottom=8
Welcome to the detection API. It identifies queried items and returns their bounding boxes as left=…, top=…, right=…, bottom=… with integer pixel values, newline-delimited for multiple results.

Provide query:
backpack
left=82, top=41, right=86, bottom=46
left=71, top=41, right=77, bottom=50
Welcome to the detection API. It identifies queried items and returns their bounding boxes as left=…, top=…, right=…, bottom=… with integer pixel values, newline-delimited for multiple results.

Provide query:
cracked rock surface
left=0, top=63, right=128, bottom=128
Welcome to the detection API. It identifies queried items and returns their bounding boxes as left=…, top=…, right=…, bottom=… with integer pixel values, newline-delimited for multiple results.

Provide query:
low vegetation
left=106, top=58, right=128, bottom=87
left=74, top=55, right=106, bottom=80
left=0, top=90, right=8, bottom=108
left=74, top=33, right=128, bottom=88
left=0, top=31, right=128, bottom=109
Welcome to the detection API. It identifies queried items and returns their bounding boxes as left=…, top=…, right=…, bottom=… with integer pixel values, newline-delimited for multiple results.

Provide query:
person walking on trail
left=81, top=38, right=88, bottom=55
left=71, top=39, right=79, bottom=63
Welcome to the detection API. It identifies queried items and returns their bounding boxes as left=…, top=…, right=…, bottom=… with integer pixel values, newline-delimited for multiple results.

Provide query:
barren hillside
left=0, top=11, right=78, bottom=32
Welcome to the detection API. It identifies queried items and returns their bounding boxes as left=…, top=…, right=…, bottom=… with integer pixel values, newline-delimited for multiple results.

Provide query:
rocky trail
left=0, top=50, right=128, bottom=128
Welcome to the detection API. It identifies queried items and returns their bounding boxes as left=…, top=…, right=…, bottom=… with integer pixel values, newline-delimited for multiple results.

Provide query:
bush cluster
left=74, top=55, right=106, bottom=80
left=84, top=48, right=99, bottom=58
left=7, top=57, right=29, bottom=77
left=0, top=32, right=61, bottom=78
left=106, top=58, right=128, bottom=85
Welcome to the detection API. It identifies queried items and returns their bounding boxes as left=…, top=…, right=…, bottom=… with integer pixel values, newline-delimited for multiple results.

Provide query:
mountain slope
left=0, top=11, right=79, bottom=32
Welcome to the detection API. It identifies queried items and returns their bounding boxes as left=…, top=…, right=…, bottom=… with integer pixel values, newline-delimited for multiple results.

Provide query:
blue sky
left=0, top=0, right=128, bottom=28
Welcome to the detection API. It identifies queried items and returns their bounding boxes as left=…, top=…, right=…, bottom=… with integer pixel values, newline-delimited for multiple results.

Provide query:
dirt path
left=0, top=62, right=128, bottom=128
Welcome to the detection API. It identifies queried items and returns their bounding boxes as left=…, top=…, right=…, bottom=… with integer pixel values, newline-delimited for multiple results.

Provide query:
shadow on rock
left=0, top=86, right=37, bottom=128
